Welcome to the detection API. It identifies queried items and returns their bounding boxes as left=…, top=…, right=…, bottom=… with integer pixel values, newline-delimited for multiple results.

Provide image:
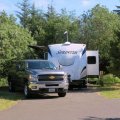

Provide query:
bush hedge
left=0, top=78, right=8, bottom=87
left=101, top=74, right=120, bottom=84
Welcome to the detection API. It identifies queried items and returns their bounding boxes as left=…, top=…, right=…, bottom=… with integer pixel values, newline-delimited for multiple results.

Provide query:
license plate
left=49, top=88, right=55, bottom=92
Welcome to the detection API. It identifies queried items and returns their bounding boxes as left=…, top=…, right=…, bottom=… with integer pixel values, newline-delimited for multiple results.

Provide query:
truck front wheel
left=58, top=92, right=66, bottom=97
left=24, top=84, right=31, bottom=98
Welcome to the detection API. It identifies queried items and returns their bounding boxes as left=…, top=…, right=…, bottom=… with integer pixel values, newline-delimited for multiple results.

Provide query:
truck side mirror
left=59, top=65, right=63, bottom=70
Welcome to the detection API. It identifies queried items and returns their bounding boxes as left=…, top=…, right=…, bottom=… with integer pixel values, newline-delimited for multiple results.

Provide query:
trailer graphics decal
left=48, top=47, right=52, bottom=57
left=82, top=48, right=86, bottom=56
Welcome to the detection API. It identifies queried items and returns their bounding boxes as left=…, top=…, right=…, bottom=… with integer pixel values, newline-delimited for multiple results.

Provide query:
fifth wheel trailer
left=47, top=42, right=99, bottom=88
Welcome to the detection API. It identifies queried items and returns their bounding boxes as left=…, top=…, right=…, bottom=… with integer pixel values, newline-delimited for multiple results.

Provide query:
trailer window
left=87, top=56, right=96, bottom=64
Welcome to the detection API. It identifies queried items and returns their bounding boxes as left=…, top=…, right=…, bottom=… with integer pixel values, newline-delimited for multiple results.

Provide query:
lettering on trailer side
left=57, top=50, right=80, bottom=54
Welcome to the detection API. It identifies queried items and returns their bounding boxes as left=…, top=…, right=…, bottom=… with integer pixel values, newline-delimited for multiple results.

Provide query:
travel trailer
left=47, top=42, right=99, bottom=89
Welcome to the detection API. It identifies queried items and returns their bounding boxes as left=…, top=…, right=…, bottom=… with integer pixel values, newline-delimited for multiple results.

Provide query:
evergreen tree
left=113, top=6, right=120, bottom=15
left=16, top=0, right=30, bottom=28
left=27, top=4, right=46, bottom=45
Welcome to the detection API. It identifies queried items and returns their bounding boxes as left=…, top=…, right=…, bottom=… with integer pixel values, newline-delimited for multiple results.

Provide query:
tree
left=16, top=0, right=30, bottom=28
left=113, top=6, right=120, bottom=15
left=0, top=11, right=36, bottom=76
left=79, top=10, right=93, bottom=47
left=80, top=4, right=120, bottom=72
left=27, top=4, right=46, bottom=45
left=24, top=4, right=81, bottom=46
left=44, top=7, right=80, bottom=45
left=109, top=31, right=120, bottom=76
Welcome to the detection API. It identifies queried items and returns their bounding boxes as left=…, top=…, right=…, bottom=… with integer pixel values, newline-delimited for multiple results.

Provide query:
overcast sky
left=0, top=0, right=120, bottom=16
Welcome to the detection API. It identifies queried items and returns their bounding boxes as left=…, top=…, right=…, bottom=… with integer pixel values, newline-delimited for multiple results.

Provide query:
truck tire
left=58, top=92, right=66, bottom=97
left=24, top=84, right=31, bottom=98
left=8, top=81, right=15, bottom=92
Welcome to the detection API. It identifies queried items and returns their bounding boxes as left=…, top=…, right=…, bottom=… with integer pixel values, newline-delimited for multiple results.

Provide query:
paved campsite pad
left=0, top=87, right=120, bottom=120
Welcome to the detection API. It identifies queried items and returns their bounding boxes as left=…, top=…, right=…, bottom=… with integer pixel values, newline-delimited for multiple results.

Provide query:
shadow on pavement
left=25, top=93, right=59, bottom=100
left=0, top=86, right=59, bottom=100
left=82, top=116, right=120, bottom=120
left=68, top=84, right=120, bottom=94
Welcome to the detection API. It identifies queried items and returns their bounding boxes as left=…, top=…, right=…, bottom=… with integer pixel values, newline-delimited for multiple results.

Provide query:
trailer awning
left=28, top=45, right=48, bottom=51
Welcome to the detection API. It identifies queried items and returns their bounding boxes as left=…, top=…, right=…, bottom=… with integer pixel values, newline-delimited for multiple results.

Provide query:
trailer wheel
left=82, top=80, right=87, bottom=88
left=68, top=85, right=73, bottom=90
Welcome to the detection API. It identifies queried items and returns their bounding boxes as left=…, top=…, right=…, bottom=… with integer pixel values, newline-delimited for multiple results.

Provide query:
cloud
left=82, top=0, right=91, bottom=7
left=0, top=1, right=17, bottom=14
left=31, top=0, right=49, bottom=9
left=0, top=3, right=8, bottom=11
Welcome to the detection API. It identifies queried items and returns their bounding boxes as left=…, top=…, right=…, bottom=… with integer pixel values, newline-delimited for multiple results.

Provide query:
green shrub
left=0, top=78, right=8, bottom=87
left=102, top=74, right=120, bottom=84
left=114, top=76, right=120, bottom=83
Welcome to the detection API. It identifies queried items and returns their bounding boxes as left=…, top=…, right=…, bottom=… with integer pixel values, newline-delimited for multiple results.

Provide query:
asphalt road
left=0, top=87, right=120, bottom=120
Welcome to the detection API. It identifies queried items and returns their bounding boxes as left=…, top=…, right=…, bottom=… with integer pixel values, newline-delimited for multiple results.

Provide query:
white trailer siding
left=48, top=43, right=87, bottom=81
left=86, top=51, right=99, bottom=76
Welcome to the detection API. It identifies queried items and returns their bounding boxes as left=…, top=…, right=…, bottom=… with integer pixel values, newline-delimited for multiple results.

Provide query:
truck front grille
left=46, top=84, right=59, bottom=86
left=38, top=74, right=64, bottom=81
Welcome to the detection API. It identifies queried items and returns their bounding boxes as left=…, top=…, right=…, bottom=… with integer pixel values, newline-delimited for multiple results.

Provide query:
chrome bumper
left=28, top=81, right=69, bottom=91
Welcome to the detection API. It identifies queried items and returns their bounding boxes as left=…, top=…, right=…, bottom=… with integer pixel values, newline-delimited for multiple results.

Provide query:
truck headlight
left=28, top=74, right=38, bottom=82
left=64, top=74, right=68, bottom=83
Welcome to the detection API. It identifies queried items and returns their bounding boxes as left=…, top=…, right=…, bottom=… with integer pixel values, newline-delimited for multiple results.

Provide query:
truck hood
left=27, top=69, right=65, bottom=76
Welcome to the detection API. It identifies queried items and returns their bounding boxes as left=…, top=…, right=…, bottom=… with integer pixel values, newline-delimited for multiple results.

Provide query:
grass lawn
left=0, top=87, right=24, bottom=111
left=99, top=84, right=120, bottom=99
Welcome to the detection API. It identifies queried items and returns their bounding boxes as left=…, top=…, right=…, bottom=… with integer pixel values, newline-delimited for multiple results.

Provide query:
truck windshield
left=27, top=61, right=56, bottom=70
